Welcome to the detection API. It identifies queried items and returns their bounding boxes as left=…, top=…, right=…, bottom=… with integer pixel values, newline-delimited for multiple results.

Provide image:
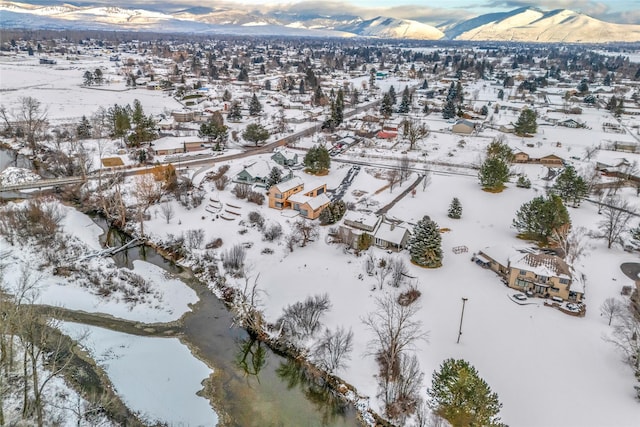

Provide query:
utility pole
left=457, top=297, right=468, bottom=344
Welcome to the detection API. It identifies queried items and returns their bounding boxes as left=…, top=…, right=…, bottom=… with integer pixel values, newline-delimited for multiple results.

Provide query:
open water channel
left=95, top=218, right=359, bottom=427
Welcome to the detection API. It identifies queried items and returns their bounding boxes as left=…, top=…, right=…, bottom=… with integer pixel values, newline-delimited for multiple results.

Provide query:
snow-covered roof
left=273, top=176, right=303, bottom=193
left=479, top=245, right=516, bottom=268
left=343, top=210, right=380, bottom=230
left=510, top=251, right=571, bottom=279
left=374, top=221, right=409, bottom=245
left=288, top=191, right=330, bottom=210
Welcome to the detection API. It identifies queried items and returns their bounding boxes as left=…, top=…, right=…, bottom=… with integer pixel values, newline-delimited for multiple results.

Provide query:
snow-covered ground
left=60, top=322, right=217, bottom=427
left=2, top=48, right=640, bottom=426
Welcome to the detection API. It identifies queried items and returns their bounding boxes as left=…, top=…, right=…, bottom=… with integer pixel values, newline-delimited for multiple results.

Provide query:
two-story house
left=267, top=178, right=330, bottom=220
left=478, top=246, right=584, bottom=302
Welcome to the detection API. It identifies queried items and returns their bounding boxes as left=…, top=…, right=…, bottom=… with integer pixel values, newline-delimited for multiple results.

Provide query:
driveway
left=620, top=262, right=640, bottom=281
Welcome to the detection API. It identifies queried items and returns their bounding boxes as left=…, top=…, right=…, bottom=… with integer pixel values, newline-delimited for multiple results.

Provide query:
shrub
left=233, top=184, right=250, bottom=199
left=397, top=285, right=422, bottom=306
left=215, top=175, right=230, bottom=191
left=247, top=191, right=265, bottom=205
left=248, top=211, right=265, bottom=229
left=222, top=244, right=246, bottom=271
left=263, top=223, right=283, bottom=241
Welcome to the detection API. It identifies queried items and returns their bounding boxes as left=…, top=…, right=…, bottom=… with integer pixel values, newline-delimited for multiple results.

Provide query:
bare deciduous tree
left=402, top=118, right=430, bottom=150
left=160, top=201, right=175, bottom=224
left=422, top=169, right=432, bottom=192
left=313, top=327, right=354, bottom=374
left=279, top=294, right=331, bottom=340
left=548, top=225, right=589, bottom=263
left=388, top=169, right=400, bottom=193
left=293, top=218, right=319, bottom=247
left=132, top=174, right=162, bottom=236
left=184, top=229, right=205, bottom=250
left=389, top=258, right=409, bottom=288
left=362, top=294, right=427, bottom=385
left=398, top=156, right=411, bottom=184
left=16, top=97, right=48, bottom=155
left=231, top=275, right=264, bottom=332
left=600, top=298, right=625, bottom=326
left=599, top=196, right=635, bottom=249
left=605, top=305, right=640, bottom=374
left=363, top=294, right=427, bottom=421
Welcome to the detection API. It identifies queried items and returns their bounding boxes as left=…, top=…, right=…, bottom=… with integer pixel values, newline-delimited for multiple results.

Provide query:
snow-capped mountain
left=1, top=1, right=639, bottom=42
left=445, top=7, right=640, bottom=43
left=339, top=16, right=444, bottom=40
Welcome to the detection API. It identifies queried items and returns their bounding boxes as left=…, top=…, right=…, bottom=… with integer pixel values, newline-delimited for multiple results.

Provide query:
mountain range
left=1, top=2, right=639, bottom=43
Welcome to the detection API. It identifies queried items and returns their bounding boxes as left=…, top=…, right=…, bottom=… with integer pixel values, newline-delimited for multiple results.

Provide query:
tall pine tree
left=409, top=216, right=442, bottom=268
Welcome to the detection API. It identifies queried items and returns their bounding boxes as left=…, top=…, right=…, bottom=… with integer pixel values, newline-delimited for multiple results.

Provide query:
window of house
left=275, top=193, right=282, bottom=199
left=559, top=278, right=569, bottom=284
left=294, top=203, right=300, bottom=211
left=300, top=209, right=308, bottom=217
left=537, top=275, right=548, bottom=282
left=520, top=270, right=527, bottom=275
left=551, top=287, right=560, bottom=293
left=275, top=202, right=283, bottom=208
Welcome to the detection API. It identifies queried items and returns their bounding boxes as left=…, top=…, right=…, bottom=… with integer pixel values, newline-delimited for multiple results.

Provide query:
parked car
left=513, top=293, right=527, bottom=301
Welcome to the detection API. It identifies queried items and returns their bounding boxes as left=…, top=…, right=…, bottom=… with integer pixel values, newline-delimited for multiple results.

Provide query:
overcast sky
left=35, top=1, right=640, bottom=25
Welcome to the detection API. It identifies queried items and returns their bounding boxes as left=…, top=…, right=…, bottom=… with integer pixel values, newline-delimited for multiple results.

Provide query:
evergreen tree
left=480, top=105, right=489, bottom=116
left=242, top=123, right=269, bottom=146
left=198, top=120, right=228, bottom=151
left=83, top=70, right=94, bottom=86
left=319, top=200, right=346, bottom=225
left=516, top=175, right=531, bottom=188
left=93, top=68, right=103, bottom=85
left=299, top=79, right=305, bottom=94
left=408, top=215, right=442, bottom=268
left=551, top=165, right=588, bottom=207
left=129, top=99, right=156, bottom=146
left=388, top=86, right=396, bottom=105
left=447, top=197, right=462, bottom=219
left=267, top=166, right=282, bottom=189
left=446, top=82, right=457, bottom=102
left=304, top=145, right=331, bottom=174
left=222, top=89, right=232, bottom=102
left=421, top=79, right=428, bottom=89
left=423, top=103, right=430, bottom=115
left=380, top=93, right=394, bottom=118
left=237, top=66, right=249, bottom=82
left=442, top=99, right=456, bottom=120
left=227, top=101, right=242, bottom=121
left=497, top=89, right=504, bottom=100
left=577, top=79, right=589, bottom=94
left=398, top=86, right=411, bottom=114
left=478, top=157, right=510, bottom=191
left=76, top=115, right=92, bottom=139
left=313, top=86, right=325, bottom=107
left=249, top=93, right=262, bottom=116
left=427, top=358, right=503, bottom=427
left=455, top=81, right=464, bottom=104
left=514, top=108, right=537, bottom=135
left=512, top=195, right=570, bottom=244
left=264, top=79, right=272, bottom=91
left=486, top=139, right=514, bottom=163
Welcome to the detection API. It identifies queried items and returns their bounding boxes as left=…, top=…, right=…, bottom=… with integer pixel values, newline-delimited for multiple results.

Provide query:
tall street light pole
left=457, top=297, right=468, bottom=344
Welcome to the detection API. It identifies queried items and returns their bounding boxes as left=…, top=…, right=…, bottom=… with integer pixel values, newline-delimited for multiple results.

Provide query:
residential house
left=452, top=119, right=477, bottom=135
left=235, top=160, right=292, bottom=187
left=513, top=151, right=530, bottom=163
left=338, top=211, right=382, bottom=247
left=271, top=149, right=299, bottom=167
left=478, top=246, right=584, bottom=302
left=152, top=136, right=208, bottom=156
left=374, top=221, right=411, bottom=251
left=268, top=177, right=330, bottom=219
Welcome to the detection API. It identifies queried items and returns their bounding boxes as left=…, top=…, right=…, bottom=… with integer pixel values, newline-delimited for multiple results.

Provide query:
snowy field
left=61, top=322, right=217, bottom=427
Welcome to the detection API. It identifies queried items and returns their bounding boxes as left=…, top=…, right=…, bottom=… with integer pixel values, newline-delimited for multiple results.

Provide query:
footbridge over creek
left=0, top=176, right=86, bottom=192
